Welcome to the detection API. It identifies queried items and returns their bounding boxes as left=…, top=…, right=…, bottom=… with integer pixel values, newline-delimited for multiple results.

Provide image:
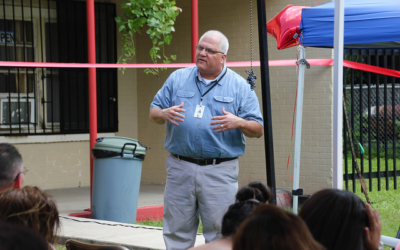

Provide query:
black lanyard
left=196, top=69, right=227, bottom=102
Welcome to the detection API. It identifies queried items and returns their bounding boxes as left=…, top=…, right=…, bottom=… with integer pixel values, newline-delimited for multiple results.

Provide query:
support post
left=257, top=0, right=276, bottom=204
left=333, top=0, right=344, bottom=189
left=87, top=0, right=97, bottom=206
left=293, top=46, right=306, bottom=214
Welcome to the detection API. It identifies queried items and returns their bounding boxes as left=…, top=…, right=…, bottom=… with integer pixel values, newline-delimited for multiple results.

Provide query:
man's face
left=195, top=35, right=226, bottom=79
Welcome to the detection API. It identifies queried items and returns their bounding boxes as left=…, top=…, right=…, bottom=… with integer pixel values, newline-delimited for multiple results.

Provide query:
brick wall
left=17, top=141, right=90, bottom=190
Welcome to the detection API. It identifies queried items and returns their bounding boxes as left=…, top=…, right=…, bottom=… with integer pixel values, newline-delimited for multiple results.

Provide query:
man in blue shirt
left=150, top=30, right=263, bottom=250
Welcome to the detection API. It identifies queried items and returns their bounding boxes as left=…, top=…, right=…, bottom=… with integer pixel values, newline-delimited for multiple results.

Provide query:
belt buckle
left=195, top=158, right=206, bottom=166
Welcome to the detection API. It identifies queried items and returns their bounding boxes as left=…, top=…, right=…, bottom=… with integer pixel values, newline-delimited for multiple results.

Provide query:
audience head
left=221, top=201, right=258, bottom=237
left=299, top=189, right=367, bottom=250
left=0, top=143, right=24, bottom=192
left=233, top=204, right=324, bottom=250
left=0, top=223, right=49, bottom=250
left=235, top=181, right=271, bottom=203
left=0, top=186, right=60, bottom=244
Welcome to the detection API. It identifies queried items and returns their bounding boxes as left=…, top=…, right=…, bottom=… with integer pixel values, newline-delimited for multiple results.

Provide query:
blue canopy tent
left=300, top=0, right=400, bottom=49
left=287, top=0, right=400, bottom=215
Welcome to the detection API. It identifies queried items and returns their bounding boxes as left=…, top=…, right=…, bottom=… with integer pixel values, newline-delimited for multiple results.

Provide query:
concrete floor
left=46, top=183, right=165, bottom=215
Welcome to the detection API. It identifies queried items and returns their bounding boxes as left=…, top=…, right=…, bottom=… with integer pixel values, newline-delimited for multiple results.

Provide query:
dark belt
left=172, top=154, right=237, bottom=166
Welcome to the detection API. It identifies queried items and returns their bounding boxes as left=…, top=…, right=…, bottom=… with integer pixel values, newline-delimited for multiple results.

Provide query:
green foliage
left=116, top=0, right=181, bottom=75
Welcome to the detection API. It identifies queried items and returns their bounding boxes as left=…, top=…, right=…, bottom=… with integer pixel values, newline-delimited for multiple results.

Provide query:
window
left=0, top=0, right=118, bottom=135
left=0, top=18, right=36, bottom=132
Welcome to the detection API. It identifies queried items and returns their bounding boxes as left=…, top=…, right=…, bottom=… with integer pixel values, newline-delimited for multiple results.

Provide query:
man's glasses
left=13, top=168, right=28, bottom=182
left=196, top=45, right=224, bottom=55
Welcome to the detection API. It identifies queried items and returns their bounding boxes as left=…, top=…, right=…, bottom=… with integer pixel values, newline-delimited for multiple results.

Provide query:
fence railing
left=343, top=49, right=400, bottom=192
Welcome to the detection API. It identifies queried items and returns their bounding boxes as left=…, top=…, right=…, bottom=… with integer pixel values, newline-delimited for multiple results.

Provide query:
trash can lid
left=94, top=137, right=149, bottom=155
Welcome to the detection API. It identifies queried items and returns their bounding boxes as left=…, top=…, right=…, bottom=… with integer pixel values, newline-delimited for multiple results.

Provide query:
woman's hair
left=0, top=186, right=60, bottom=243
left=233, top=204, right=324, bottom=250
left=235, top=181, right=271, bottom=203
left=299, top=189, right=367, bottom=250
left=221, top=201, right=257, bottom=236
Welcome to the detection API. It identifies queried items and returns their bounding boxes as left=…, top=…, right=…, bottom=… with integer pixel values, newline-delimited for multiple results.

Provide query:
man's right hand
left=149, top=102, right=186, bottom=126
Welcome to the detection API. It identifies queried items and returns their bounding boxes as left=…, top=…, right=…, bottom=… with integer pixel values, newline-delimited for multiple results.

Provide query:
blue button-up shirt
left=150, top=65, right=263, bottom=158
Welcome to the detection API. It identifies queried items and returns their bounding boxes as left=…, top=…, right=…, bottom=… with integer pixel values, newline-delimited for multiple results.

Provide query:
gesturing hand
left=210, top=107, right=243, bottom=133
left=162, top=102, right=186, bottom=126
left=364, top=204, right=382, bottom=250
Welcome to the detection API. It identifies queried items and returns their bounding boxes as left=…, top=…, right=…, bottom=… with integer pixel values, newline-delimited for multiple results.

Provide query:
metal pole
left=87, top=0, right=97, bottom=206
left=191, top=0, right=198, bottom=63
left=256, top=0, right=276, bottom=204
left=333, top=0, right=344, bottom=189
left=293, top=46, right=306, bottom=214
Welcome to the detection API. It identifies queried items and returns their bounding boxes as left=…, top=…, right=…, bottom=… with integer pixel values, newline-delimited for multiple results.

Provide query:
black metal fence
left=0, top=0, right=118, bottom=135
left=343, top=49, right=400, bottom=192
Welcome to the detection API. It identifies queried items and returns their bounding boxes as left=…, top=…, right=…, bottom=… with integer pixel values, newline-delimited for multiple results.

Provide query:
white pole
left=293, top=46, right=306, bottom=214
left=333, top=0, right=345, bottom=189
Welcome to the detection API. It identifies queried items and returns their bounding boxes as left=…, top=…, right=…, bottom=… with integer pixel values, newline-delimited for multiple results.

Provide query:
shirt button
left=184, top=94, right=186, bottom=96
left=197, top=123, right=200, bottom=126
left=196, top=152, right=199, bottom=154
left=196, top=138, right=199, bottom=140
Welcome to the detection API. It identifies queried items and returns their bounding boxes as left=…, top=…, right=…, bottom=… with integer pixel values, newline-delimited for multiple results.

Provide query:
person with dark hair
left=189, top=201, right=258, bottom=250
left=0, top=186, right=60, bottom=249
left=235, top=181, right=271, bottom=203
left=233, top=204, right=325, bottom=250
left=0, top=143, right=25, bottom=193
left=299, top=189, right=382, bottom=250
left=0, top=223, right=49, bottom=250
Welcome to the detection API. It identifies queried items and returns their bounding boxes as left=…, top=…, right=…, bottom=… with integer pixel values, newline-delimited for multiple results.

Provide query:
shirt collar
left=196, top=65, right=227, bottom=85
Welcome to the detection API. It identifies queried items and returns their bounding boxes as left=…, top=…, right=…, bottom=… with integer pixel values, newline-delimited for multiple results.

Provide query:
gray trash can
left=91, top=136, right=149, bottom=223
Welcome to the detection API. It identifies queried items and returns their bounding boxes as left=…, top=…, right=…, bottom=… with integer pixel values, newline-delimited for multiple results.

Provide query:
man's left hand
left=210, top=107, right=243, bottom=133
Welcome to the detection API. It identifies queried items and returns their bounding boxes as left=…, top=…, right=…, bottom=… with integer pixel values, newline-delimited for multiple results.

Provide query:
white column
left=333, top=0, right=345, bottom=189
left=293, top=46, right=306, bottom=214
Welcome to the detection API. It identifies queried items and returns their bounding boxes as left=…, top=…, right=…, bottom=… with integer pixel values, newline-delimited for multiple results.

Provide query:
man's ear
left=13, top=174, right=23, bottom=189
left=221, top=54, right=227, bottom=64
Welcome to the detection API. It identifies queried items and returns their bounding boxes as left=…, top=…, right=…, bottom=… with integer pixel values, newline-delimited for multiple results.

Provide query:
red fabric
left=266, top=5, right=307, bottom=50
left=1, top=59, right=399, bottom=79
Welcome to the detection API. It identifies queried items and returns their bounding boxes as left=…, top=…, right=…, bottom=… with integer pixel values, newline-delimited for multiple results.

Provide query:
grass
left=54, top=244, right=66, bottom=250
left=136, top=219, right=203, bottom=234
left=344, top=155, right=400, bottom=249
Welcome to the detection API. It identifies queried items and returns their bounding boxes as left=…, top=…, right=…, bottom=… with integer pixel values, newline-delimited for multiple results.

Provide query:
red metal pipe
left=87, top=0, right=97, bottom=208
left=191, top=0, right=198, bottom=63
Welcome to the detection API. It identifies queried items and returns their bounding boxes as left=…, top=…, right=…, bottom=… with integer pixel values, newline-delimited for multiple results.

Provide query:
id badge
left=194, top=105, right=205, bottom=118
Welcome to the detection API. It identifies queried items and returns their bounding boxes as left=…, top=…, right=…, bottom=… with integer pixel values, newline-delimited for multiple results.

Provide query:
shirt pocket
left=212, top=96, right=235, bottom=116
left=174, top=90, right=195, bottom=109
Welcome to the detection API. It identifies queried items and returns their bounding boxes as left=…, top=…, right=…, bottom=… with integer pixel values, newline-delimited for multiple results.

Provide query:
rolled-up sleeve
left=238, top=87, right=264, bottom=126
left=150, top=75, right=173, bottom=110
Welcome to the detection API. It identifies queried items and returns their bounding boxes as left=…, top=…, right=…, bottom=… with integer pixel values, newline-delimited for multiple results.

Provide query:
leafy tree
left=115, top=0, right=181, bottom=75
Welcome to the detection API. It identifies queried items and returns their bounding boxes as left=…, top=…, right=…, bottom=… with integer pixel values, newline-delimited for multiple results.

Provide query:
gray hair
left=0, top=143, right=23, bottom=189
left=199, top=30, right=229, bottom=55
